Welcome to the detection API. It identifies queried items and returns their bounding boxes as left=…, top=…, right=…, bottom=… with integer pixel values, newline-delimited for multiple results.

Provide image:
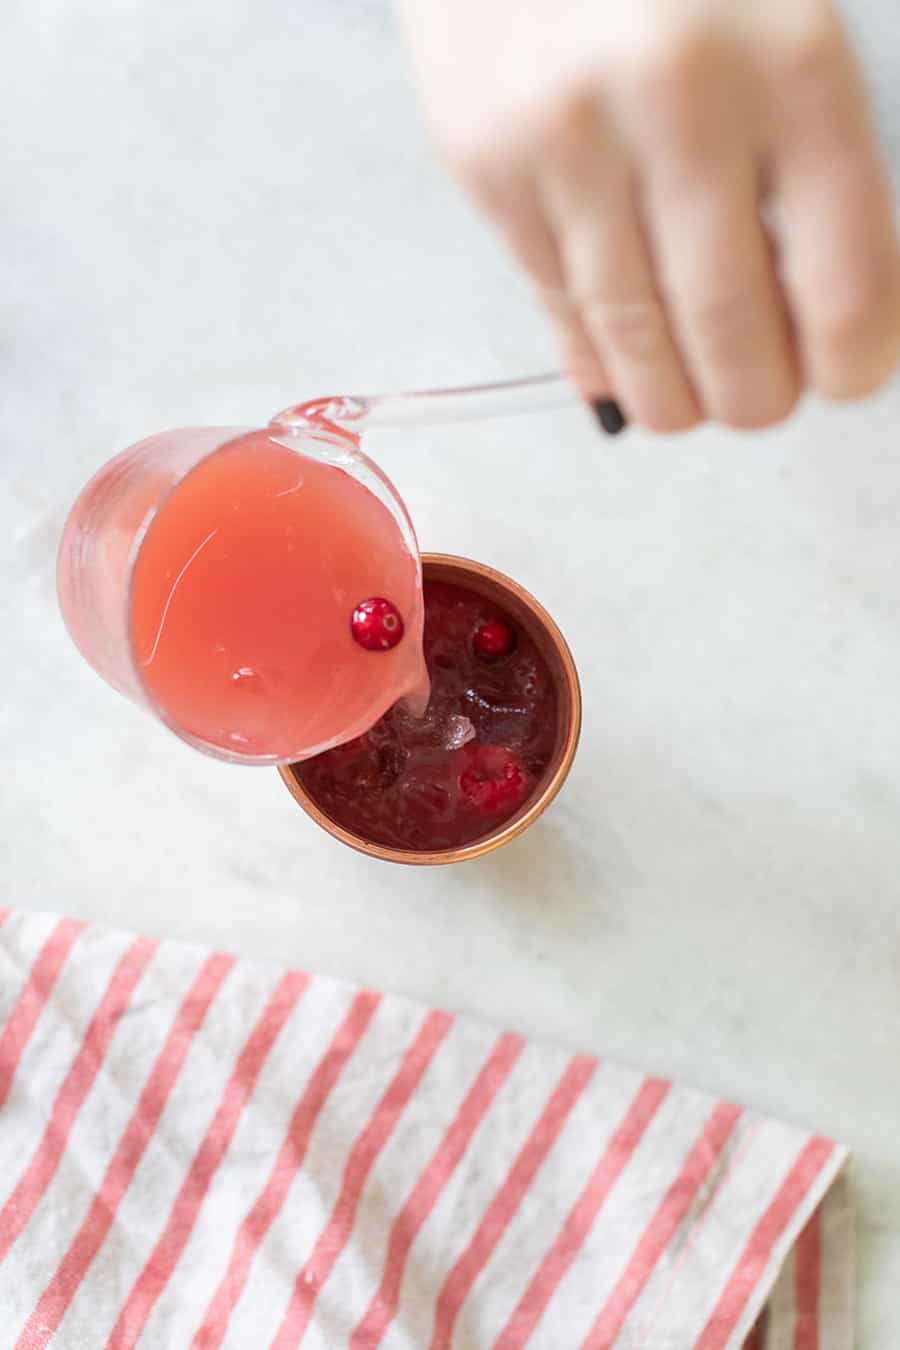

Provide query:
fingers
left=541, top=287, right=616, bottom=403
left=443, top=6, right=900, bottom=433
left=458, top=145, right=619, bottom=404
left=769, top=17, right=900, bottom=400
left=642, top=164, right=800, bottom=429
left=622, top=33, right=801, bottom=429
left=540, top=104, right=701, bottom=431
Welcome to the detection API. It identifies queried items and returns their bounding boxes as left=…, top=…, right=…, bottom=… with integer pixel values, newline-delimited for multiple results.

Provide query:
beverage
left=60, top=379, right=583, bottom=859
left=295, top=579, right=558, bottom=850
left=58, top=427, right=427, bottom=762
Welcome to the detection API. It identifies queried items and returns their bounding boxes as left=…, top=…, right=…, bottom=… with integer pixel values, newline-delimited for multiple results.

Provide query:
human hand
left=396, top=0, right=900, bottom=432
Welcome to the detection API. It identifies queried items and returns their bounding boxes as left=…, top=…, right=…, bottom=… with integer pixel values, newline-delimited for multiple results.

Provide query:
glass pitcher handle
left=271, top=372, right=576, bottom=433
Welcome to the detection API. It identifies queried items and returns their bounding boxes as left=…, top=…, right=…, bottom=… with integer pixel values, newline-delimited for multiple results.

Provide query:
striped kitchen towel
left=0, top=908, right=851, bottom=1349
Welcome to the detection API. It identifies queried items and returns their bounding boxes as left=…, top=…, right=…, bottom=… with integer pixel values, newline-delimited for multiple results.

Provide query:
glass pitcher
left=57, top=373, right=576, bottom=767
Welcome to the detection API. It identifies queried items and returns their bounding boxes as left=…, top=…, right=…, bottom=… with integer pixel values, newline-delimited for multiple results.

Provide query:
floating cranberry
left=459, top=746, right=529, bottom=815
left=473, top=618, right=516, bottom=660
left=351, top=597, right=405, bottom=651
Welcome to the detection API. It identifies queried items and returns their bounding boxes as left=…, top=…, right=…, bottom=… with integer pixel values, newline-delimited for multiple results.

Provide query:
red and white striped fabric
left=0, top=907, right=852, bottom=1350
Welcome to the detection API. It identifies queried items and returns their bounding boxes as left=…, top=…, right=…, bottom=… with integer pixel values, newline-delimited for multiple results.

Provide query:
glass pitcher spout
left=271, top=371, right=576, bottom=435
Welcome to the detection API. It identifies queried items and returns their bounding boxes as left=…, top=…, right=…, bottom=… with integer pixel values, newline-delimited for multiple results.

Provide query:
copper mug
left=279, top=552, right=581, bottom=865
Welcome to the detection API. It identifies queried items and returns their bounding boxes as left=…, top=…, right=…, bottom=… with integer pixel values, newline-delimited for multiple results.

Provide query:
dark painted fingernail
left=592, top=399, right=627, bottom=435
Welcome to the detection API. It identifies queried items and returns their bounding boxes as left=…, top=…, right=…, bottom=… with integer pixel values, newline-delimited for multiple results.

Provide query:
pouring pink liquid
left=58, top=375, right=574, bottom=768
left=58, top=419, right=428, bottom=763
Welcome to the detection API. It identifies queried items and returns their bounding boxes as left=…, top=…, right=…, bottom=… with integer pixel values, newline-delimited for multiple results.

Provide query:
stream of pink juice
left=129, top=430, right=425, bottom=760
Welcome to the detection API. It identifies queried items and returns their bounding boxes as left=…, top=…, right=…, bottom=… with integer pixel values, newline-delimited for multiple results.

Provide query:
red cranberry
left=351, top=597, right=405, bottom=651
left=459, top=746, right=529, bottom=815
left=473, top=619, right=516, bottom=661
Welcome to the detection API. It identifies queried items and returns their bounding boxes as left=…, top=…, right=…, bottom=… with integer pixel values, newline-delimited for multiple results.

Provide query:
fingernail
left=592, top=399, right=627, bottom=436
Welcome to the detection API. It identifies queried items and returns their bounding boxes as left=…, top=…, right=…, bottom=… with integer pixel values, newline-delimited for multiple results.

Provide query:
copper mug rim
left=278, top=552, right=582, bottom=865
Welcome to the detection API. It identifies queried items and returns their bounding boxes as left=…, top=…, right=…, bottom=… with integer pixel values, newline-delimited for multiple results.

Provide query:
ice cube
left=391, top=701, right=439, bottom=747
left=442, top=714, right=476, bottom=750
left=391, top=695, right=463, bottom=749
left=462, top=688, right=534, bottom=749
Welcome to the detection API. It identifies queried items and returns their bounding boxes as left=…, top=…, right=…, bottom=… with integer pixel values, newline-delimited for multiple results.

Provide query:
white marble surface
left=3, top=2, right=900, bottom=1344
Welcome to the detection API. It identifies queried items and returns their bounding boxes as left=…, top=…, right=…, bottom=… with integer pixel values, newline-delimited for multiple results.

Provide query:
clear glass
left=58, top=373, right=575, bottom=765
left=272, top=370, right=573, bottom=434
